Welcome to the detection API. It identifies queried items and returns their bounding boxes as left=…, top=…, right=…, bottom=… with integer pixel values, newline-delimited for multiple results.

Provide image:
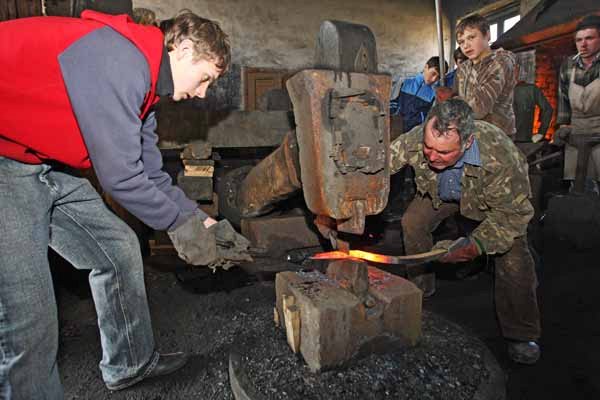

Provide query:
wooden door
left=244, top=68, right=289, bottom=111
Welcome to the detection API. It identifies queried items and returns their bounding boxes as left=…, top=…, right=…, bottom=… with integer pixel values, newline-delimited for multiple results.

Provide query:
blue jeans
left=0, top=157, right=157, bottom=399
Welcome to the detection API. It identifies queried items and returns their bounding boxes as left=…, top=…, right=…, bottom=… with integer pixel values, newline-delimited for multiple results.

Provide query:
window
left=490, top=23, right=499, bottom=43
left=503, top=15, right=521, bottom=32
left=487, top=14, right=520, bottom=44
left=462, top=2, right=521, bottom=45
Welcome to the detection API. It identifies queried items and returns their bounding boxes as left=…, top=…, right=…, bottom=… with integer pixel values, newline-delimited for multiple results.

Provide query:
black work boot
left=106, top=352, right=189, bottom=391
left=507, top=341, right=540, bottom=365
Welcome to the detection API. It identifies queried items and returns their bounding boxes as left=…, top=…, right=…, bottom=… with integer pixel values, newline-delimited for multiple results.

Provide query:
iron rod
left=435, top=0, right=447, bottom=86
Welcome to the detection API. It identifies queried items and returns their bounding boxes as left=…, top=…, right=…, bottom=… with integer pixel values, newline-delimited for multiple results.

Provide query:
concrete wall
left=133, top=0, right=451, bottom=78
left=520, top=0, right=541, bottom=16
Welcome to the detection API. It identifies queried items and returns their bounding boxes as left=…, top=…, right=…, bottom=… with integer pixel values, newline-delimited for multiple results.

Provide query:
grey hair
left=425, top=99, right=475, bottom=149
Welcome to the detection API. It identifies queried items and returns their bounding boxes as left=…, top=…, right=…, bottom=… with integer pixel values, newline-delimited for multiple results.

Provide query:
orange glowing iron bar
left=310, top=248, right=449, bottom=265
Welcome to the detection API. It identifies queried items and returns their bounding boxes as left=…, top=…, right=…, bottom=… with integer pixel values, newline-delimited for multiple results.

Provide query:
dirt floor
left=51, top=227, right=600, bottom=400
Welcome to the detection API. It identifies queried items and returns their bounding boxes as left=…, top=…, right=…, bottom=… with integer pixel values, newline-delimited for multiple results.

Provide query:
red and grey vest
left=0, top=10, right=163, bottom=168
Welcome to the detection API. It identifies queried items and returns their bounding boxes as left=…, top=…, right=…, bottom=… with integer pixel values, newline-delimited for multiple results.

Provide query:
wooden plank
left=284, top=303, right=300, bottom=353
left=282, top=294, right=300, bottom=352
left=184, top=164, right=214, bottom=177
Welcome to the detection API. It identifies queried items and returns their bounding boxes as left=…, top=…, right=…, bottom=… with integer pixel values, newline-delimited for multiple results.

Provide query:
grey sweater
left=58, top=26, right=204, bottom=231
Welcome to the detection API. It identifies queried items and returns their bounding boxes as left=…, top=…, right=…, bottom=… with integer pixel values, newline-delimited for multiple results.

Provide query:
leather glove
left=433, top=237, right=482, bottom=264
left=168, top=213, right=252, bottom=270
left=551, top=126, right=572, bottom=146
left=207, top=219, right=253, bottom=270
left=168, top=211, right=218, bottom=266
left=435, top=87, right=454, bottom=103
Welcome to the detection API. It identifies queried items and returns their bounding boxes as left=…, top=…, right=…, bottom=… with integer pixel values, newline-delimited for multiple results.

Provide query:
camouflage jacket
left=390, top=121, right=533, bottom=254
left=454, top=49, right=517, bottom=138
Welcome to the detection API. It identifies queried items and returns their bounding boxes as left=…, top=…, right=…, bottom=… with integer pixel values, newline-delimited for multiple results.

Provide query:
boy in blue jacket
left=390, top=57, right=448, bottom=132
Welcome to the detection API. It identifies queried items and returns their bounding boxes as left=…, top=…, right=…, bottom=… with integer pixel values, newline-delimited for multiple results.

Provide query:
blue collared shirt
left=437, top=138, right=481, bottom=202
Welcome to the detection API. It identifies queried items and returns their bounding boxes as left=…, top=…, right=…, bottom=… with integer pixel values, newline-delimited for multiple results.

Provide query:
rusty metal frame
left=287, top=70, right=391, bottom=234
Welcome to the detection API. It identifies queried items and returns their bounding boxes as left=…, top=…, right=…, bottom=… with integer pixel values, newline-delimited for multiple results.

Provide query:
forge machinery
left=218, top=20, right=392, bottom=242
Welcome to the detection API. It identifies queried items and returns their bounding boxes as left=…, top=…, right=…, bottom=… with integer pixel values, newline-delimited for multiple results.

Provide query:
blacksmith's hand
left=168, top=211, right=218, bottom=266
left=551, top=125, right=572, bottom=146
left=207, top=219, right=253, bottom=270
left=435, top=237, right=482, bottom=264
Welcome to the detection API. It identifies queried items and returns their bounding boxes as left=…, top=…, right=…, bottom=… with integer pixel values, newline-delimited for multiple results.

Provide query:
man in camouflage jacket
left=391, top=99, right=541, bottom=364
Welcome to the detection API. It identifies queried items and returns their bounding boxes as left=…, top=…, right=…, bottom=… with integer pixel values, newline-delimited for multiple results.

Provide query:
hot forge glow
left=311, top=250, right=392, bottom=264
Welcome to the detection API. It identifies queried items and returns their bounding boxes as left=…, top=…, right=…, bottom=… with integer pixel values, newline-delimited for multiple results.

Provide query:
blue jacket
left=390, top=73, right=436, bottom=132
left=445, top=69, right=456, bottom=89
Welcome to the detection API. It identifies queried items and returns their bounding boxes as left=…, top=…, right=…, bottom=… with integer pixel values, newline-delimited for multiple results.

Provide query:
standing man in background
left=513, top=64, right=553, bottom=143
left=555, top=14, right=600, bottom=194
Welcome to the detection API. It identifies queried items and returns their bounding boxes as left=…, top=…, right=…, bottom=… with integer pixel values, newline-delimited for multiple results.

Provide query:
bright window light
left=490, top=23, right=498, bottom=43
left=503, top=15, right=521, bottom=32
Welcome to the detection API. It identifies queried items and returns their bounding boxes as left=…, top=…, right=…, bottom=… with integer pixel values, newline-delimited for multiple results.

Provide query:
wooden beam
left=283, top=295, right=300, bottom=353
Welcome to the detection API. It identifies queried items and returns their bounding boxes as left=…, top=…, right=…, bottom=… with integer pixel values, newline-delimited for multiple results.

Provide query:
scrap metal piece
left=229, top=349, right=267, bottom=400
left=287, top=70, right=391, bottom=235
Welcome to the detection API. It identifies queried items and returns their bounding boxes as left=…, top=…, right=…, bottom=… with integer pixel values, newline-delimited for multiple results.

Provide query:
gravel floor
left=236, top=311, right=494, bottom=400
left=56, top=263, right=501, bottom=400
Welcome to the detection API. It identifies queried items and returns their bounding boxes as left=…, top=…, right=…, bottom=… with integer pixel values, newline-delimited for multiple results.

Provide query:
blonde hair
left=164, top=11, right=231, bottom=71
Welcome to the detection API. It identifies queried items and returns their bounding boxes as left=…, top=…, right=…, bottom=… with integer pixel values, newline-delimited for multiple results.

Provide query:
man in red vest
left=0, top=10, right=248, bottom=397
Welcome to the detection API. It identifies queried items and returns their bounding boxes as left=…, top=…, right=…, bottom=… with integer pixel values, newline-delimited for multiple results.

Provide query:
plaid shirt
left=557, top=52, right=600, bottom=125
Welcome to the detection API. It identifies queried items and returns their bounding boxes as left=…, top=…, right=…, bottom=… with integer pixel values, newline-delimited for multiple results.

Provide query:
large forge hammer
left=234, top=21, right=391, bottom=237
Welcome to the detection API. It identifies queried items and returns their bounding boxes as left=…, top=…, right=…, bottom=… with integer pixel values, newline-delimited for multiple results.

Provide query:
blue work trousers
left=0, top=157, right=157, bottom=399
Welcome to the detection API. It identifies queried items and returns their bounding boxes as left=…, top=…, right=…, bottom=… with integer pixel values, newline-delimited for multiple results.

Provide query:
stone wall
left=520, top=0, right=541, bottom=16
left=134, top=0, right=452, bottom=109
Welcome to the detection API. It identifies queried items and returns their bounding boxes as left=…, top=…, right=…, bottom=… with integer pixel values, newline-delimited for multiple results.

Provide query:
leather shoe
left=106, top=352, right=189, bottom=391
left=507, top=341, right=540, bottom=365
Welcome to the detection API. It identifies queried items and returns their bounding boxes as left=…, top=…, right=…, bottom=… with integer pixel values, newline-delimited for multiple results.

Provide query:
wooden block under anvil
left=275, top=259, right=422, bottom=372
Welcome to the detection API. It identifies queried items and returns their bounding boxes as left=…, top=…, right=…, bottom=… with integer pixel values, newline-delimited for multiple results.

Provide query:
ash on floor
left=57, top=263, right=500, bottom=400
left=237, top=311, right=493, bottom=400
left=58, top=265, right=274, bottom=400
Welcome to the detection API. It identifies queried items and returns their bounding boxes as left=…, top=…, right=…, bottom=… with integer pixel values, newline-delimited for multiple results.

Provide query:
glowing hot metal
left=311, top=248, right=449, bottom=265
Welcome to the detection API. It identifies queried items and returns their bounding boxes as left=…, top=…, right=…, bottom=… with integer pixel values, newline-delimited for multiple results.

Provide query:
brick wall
left=532, top=36, right=576, bottom=137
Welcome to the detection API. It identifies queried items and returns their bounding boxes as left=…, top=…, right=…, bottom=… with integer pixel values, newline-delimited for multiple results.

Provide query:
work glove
left=551, top=126, right=572, bottom=147
left=433, top=236, right=482, bottom=264
left=168, top=212, right=252, bottom=270
left=208, top=219, right=253, bottom=270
